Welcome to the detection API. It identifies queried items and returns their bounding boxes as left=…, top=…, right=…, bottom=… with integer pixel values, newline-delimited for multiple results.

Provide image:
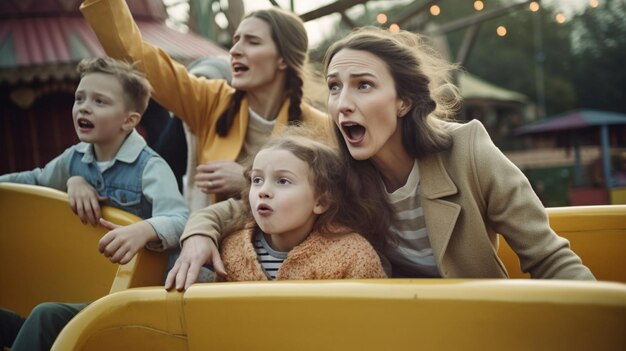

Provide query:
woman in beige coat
left=323, top=27, right=593, bottom=279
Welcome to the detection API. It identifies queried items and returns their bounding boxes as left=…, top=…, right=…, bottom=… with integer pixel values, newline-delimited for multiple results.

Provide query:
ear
left=396, top=98, right=413, bottom=118
left=313, top=196, right=330, bottom=215
left=122, top=111, right=141, bottom=132
left=277, top=57, right=288, bottom=71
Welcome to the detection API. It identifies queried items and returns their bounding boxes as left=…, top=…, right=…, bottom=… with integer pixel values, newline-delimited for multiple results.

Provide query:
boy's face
left=72, top=72, right=134, bottom=145
left=249, top=148, right=327, bottom=247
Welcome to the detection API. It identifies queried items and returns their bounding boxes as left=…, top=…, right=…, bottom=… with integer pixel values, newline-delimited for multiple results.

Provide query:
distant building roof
left=458, top=71, right=529, bottom=104
left=0, top=0, right=228, bottom=84
left=516, top=109, right=626, bottom=135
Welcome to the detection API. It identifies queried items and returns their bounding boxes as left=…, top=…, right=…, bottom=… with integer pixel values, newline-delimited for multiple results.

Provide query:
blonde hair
left=77, top=57, right=151, bottom=115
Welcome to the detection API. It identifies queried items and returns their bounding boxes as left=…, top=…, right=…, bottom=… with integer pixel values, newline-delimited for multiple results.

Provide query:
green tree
left=444, top=1, right=577, bottom=116
left=570, top=0, right=626, bottom=113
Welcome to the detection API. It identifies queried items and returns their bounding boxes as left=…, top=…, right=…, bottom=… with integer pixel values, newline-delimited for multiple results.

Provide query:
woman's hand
left=195, top=160, right=246, bottom=196
left=164, top=235, right=227, bottom=291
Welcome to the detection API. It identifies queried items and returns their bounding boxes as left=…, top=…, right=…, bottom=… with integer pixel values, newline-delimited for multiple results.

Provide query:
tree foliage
left=570, top=0, right=626, bottom=113
left=441, top=1, right=576, bottom=117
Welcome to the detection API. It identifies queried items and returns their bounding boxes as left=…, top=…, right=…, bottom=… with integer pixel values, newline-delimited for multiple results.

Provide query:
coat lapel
left=418, top=153, right=461, bottom=274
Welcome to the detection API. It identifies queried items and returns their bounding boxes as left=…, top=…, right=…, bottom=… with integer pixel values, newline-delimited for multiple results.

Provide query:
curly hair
left=238, top=125, right=390, bottom=250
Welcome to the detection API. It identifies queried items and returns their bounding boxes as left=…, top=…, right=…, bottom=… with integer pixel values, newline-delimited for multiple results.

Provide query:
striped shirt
left=384, top=160, right=440, bottom=277
left=253, top=231, right=288, bottom=280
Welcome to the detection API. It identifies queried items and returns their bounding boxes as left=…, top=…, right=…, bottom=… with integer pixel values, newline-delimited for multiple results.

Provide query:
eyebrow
left=276, top=169, right=297, bottom=176
left=326, top=72, right=376, bottom=80
left=234, top=33, right=263, bottom=41
left=74, top=89, right=113, bottom=99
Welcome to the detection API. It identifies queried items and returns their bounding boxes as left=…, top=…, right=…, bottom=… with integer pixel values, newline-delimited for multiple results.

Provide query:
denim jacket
left=0, top=130, right=188, bottom=251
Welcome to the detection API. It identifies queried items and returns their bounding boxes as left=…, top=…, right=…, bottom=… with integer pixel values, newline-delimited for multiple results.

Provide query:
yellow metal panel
left=498, top=205, right=626, bottom=282
left=108, top=244, right=168, bottom=294
left=52, top=288, right=187, bottom=351
left=610, top=187, right=626, bottom=204
left=0, top=183, right=167, bottom=317
left=181, top=280, right=625, bottom=351
left=54, top=280, right=626, bottom=351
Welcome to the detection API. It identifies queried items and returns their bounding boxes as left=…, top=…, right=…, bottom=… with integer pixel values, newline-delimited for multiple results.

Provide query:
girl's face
left=229, top=17, right=287, bottom=92
left=249, top=148, right=327, bottom=250
left=326, top=49, right=407, bottom=161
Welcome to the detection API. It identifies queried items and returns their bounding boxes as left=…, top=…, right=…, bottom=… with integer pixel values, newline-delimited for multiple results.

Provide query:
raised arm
left=80, top=0, right=232, bottom=133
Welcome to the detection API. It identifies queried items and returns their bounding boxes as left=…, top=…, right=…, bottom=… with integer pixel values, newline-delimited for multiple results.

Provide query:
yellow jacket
left=80, top=0, right=329, bottom=168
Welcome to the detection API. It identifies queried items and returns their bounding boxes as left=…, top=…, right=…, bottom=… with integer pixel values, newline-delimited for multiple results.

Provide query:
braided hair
left=216, top=7, right=308, bottom=136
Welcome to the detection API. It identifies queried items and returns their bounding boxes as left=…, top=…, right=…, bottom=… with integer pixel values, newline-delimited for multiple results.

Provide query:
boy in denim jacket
left=0, top=57, right=188, bottom=351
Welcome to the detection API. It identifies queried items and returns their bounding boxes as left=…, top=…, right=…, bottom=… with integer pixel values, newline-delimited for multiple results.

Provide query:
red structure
left=0, top=0, right=227, bottom=174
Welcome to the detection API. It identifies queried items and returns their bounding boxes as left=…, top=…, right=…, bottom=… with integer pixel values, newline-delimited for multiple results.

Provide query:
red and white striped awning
left=0, top=0, right=228, bottom=83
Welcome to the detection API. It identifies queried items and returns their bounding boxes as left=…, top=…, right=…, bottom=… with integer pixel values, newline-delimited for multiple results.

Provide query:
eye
left=74, top=95, right=84, bottom=102
left=277, top=178, right=292, bottom=185
left=327, top=81, right=341, bottom=94
left=358, top=81, right=373, bottom=90
left=252, top=176, right=263, bottom=185
left=95, top=97, right=106, bottom=104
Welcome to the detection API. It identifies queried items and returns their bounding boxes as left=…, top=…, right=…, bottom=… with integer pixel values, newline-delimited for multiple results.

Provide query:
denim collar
left=76, top=129, right=147, bottom=164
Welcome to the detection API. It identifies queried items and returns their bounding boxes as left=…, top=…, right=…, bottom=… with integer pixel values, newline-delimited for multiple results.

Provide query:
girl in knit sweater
left=216, top=127, right=387, bottom=281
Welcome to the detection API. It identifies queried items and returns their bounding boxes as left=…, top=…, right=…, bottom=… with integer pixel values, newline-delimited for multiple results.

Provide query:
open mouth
left=232, top=63, right=249, bottom=73
left=77, top=118, right=95, bottom=130
left=341, top=122, right=366, bottom=143
left=257, top=203, right=273, bottom=216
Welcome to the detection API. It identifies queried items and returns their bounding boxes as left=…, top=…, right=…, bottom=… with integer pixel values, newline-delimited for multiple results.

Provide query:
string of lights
left=374, top=0, right=602, bottom=36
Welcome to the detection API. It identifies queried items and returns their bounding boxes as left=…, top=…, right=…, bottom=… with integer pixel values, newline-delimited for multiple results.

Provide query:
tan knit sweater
left=219, top=227, right=387, bottom=281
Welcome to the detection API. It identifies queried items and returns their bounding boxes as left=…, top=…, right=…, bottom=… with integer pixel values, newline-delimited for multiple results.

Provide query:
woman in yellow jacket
left=80, top=0, right=328, bottom=207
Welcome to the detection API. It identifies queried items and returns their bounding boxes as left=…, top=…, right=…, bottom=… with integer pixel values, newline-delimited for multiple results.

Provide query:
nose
left=258, top=182, right=272, bottom=199
left=336, top=89, right=355, bottom=117
left=79, top=103, right=91, bottom=115
left=229, top=41, right=242, bottom=57
left=75, top=100, right=90, bottom=114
